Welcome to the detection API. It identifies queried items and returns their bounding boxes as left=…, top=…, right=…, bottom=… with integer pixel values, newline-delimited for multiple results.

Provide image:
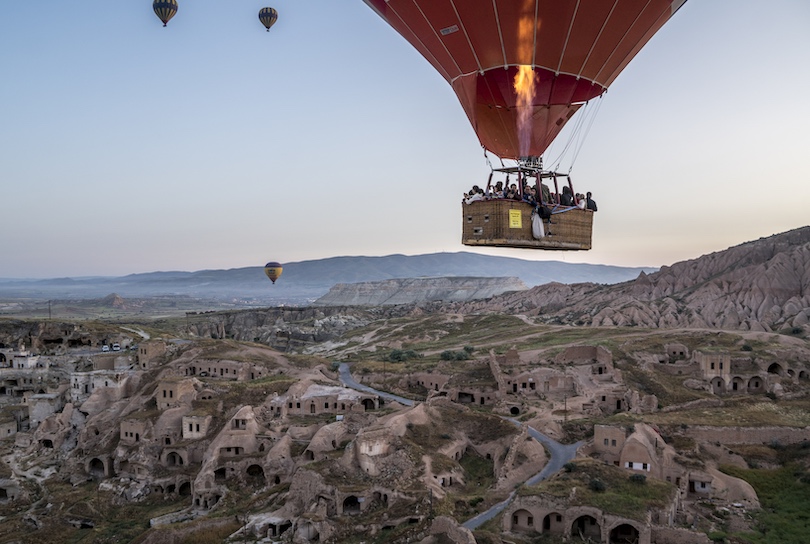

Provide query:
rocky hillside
left=454, top=227, right=810, bottom=333
left=313, top=276, right=527, bottom=306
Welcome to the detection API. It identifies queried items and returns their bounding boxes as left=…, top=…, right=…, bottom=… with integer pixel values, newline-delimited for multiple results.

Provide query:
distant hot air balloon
left=259, top=8, right=278, bottom=32
left=264, top=262, right=283, bottom=284
left=153, top=0, right=178, bottom=27
left=363, top=0, right=686, bottom=160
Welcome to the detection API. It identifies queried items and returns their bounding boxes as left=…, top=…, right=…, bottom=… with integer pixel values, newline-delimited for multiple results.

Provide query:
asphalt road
left=336, top=363, right=581, bottom=531
left=338, top=363, right=414, bottom=407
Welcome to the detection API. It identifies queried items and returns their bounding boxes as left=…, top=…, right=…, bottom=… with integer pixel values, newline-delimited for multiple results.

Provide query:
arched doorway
left=542, top=512, right=565, bottom=535
left=88, top=458, right=105, bottom=478
left=571, top=515, right=600, bottom=541
left=343, top=495, right=361, bottom=514
left=510, top=508, right=534, bottom=532
left=166, top=451, right=183, bottom=466
left=247, top=464, right=266, bottom=487
left=710, top=377, right=725, bottom=395
left=610, top=523, right=640, bottom=543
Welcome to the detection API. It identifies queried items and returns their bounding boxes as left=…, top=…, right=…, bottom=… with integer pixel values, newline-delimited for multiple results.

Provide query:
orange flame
left=514, top=2, right=537, bottom=158
left=514, top=65, right=536, bottom=159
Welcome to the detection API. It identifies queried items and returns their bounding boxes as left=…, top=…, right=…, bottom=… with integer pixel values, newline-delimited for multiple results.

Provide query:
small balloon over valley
left=263, top=262, right=283, bottom=284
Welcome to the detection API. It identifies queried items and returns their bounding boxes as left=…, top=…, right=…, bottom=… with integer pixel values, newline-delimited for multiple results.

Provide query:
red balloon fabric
left=364, top=0, right=686, bottom=159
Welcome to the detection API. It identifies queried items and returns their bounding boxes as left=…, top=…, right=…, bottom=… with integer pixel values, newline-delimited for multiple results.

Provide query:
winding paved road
left=338, top=363, right=414, bottom=406
left=337, top=363, right=581, bottom=531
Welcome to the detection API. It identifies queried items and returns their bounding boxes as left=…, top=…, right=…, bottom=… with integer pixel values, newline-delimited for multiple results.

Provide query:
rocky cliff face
left=454, top=227, right=810, bottom=332
left=313, top=277, right=527, bottom=306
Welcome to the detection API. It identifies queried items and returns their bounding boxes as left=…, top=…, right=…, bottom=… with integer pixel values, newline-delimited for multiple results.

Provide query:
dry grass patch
left=523, top=458, right=676, bottom=521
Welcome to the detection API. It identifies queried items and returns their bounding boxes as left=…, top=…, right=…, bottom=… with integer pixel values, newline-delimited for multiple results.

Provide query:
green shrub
left=629, top=473, right=647, bottom=485
left=440, top=350, right=470, bottom=361
left=741, top=344, right=753, bottom=351
left=388, top=349, right=423, bottom=362
left=588, top=478, right=606, bottom=492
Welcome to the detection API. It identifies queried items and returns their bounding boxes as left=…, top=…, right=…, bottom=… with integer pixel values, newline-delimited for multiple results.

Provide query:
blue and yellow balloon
left=264, top=262, right=283, bottom=284
left=259, top=8, right=278, bottom=32
left=153, top=0, right=178, bottom=27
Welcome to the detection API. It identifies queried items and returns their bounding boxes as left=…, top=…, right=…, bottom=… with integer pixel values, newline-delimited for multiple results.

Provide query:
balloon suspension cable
left=547, top=93, right=605, bottom=173
left=484, top=147, right=494, bottom=172
left=569, top=93, right=605, bottom=167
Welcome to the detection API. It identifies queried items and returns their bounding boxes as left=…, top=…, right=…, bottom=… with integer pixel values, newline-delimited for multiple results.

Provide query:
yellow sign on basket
left=509, top=209, right=522, bottom=228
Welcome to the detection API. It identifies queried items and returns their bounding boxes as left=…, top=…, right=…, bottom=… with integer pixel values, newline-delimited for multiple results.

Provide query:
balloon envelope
left=153, top=0, right=178, bottom=27
left=259, top=7, right=278, bottom=31
left=363, top=0, right=686, bottom=159
left=264, top=262, right=283, bottom=284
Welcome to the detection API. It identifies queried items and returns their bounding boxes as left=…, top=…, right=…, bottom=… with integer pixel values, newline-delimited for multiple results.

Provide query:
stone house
left=0, top=416, right=17, bottom=439
left=449, top=386, right=498, bottom=407
left=9, top=347, right=45, bottom=370
left=120, top=419, right=150, bottom=445
left=695, top=351, right=779, bottom=395
left=271, top=384, right=379, bottom=417
left=28, top=390, right=66, bottom=429
left=182, top=359, right=269, bottom=381
left=505, top=369, right=575, bottom=397
left=70, top=369, right=134, bottom=404
left=503, top=495, right=660, bottom=544
left=410, top=372, right=451, bottom=393
left=137, top=341, right=167, bottom=370
left=664, top=343, right=690, bottom=362
left=156, top=378, right=197, bottom=410
left=592, top=424, right=683, bottom=485
left=183, top=413, right=213, bottom=440
left=688, top=471, right=713, bottom=495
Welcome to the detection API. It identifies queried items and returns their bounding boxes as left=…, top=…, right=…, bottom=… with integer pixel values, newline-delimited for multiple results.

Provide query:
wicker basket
left=461, top=200, right=593, bottom=250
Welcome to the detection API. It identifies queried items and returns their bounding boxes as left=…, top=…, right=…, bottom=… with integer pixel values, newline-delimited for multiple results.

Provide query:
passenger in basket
left=576, top=193, right=586, bottom=209
left=560, top=186, right=575, bottom=206
left=586, top=191, right=598, bottom=211
left=540, top=182, right=551, bottom=205
left=464, top=185, right=485, bottom=204
left=522, top=186, right=537, bottom=206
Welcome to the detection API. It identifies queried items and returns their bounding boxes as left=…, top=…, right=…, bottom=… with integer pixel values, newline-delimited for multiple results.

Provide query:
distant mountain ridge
left=314, top=276, right=528, bottom=306
left=0, top=252, right=655, bottom=305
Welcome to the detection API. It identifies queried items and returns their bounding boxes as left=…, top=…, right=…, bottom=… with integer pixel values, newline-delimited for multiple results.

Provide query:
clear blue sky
left=1, top=1, right=809, bottom=278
